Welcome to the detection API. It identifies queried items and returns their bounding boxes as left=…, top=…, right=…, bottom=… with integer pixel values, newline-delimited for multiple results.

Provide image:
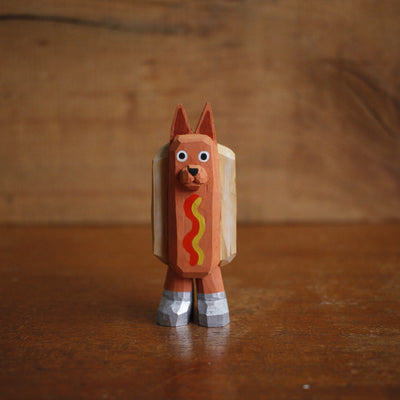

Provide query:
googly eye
left=198, top=151, right=210, bottom=162
left=176, top=150, right=188, bottom=162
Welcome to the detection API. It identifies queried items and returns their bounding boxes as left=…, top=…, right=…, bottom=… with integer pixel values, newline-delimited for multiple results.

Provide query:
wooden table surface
left=1, top=225, right=399, bottom=399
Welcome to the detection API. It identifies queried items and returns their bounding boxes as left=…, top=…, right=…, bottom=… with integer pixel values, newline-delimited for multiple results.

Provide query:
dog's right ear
left=170, top=104, right=192, bottom=141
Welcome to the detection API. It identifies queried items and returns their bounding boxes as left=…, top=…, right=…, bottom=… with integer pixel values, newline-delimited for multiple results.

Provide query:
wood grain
left=0, top=1, right=400, bottom=223
left=0, top=225, right=399, bottom=399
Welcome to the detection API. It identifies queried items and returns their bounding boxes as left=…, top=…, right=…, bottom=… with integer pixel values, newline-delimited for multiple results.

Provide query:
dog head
left=169, top=103, right=218, bottom=192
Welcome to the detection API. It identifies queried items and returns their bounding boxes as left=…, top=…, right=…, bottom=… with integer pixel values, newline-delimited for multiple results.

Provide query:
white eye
left=176, top=150, right=188, bottom=162
left=198, top=151, right=210, bottom=162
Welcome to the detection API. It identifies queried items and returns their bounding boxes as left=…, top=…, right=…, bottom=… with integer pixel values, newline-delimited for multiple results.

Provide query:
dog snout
left=178, top=164, right=208, bottom=190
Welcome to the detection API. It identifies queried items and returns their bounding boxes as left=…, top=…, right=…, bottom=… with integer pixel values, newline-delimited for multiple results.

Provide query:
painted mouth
left=178, top=165, right=208, bottom=191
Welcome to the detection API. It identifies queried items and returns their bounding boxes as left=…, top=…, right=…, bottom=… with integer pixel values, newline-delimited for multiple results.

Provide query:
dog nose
left=188, top=168, right=199, bottom=176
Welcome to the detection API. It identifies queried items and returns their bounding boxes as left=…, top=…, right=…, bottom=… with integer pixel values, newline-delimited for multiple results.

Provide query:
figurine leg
left=157, top=267, right=193, bottom=327
left=196, top=267, right=230, bottom=327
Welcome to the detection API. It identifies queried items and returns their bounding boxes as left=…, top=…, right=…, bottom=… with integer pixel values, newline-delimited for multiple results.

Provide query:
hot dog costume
left=152, top=103, right=236, bottom=327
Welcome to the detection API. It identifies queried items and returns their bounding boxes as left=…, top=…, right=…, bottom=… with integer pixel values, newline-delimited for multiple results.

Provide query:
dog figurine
left=152, top=103, right=236, bottom=327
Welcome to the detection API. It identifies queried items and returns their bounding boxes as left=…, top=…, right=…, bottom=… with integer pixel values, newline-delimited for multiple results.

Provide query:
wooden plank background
left=0, top=0, right=399, bottom=224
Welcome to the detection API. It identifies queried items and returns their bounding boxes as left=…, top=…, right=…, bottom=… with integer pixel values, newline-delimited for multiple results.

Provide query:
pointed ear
left=170, top=104, right=192, bottom=141
left=195, top=102, right=216, bottom=142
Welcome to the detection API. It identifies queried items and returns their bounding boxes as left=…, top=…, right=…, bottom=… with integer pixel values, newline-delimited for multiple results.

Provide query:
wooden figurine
left=152, top=103, right=236, bottom=327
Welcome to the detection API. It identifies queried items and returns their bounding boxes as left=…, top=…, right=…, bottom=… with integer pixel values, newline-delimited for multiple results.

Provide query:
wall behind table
left=1, top=1, right=399, bottom=224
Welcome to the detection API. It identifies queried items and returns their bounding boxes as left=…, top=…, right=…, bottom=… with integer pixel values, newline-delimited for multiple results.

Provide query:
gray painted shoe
left=197, top=292, right=230, bottom=327
left=157, top=289, right=193, bottom=327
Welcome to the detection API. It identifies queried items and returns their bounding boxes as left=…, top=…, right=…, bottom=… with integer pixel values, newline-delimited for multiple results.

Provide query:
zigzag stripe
left=191, top=197, right=205, bottom=265
left=183, top=194, right=205, bottom=266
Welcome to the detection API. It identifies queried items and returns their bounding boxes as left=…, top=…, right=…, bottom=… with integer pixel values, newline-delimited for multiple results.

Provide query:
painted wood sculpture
left=152, top=103, right=236, bottom=327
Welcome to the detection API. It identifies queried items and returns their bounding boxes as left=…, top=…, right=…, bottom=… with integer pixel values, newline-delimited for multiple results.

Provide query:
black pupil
left=201, top=153, right=207, bottom=160
left=178, top=152, right=185, bottom=159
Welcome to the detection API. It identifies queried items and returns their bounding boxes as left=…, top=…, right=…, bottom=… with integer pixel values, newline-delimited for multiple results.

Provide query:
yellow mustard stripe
left=191, top=197, right=205, bottom=265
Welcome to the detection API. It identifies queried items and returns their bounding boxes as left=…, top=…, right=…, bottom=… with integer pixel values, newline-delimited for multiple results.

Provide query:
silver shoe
left=157, top=289, right=193, bottom=326
left=197, top=292, right=230, bottom=327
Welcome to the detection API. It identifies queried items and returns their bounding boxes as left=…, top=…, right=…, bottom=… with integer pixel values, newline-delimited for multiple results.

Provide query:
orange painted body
left=164, top=104, right=225, bottom=294
left=168, top=134, right=220, bottom=278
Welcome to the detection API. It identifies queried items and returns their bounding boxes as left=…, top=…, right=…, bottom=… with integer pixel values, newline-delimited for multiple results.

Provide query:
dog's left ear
left=195, top=103, right=216, bottom=142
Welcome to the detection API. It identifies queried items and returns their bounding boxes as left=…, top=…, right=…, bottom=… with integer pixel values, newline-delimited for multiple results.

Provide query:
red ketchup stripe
left=183, top=194, right=200, bottom=266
